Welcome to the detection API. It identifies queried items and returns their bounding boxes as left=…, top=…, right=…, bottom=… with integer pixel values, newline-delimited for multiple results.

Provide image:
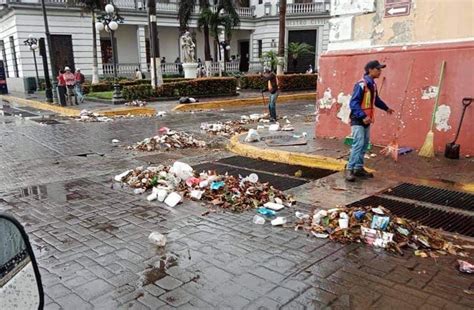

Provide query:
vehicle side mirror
left=0, top=214, right=44, bottom=309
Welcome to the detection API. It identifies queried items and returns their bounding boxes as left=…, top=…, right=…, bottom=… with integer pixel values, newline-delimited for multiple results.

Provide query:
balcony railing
left=102, top=63, right=141, bottom=78
left=286, top=2, right=328, bottom=15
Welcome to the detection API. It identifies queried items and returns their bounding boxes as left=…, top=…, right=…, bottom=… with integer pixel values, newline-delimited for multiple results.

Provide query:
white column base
left=182, top=63, right=198, bottom=79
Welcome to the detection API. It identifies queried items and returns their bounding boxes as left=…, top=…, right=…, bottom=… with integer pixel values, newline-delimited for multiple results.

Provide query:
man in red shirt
left=63, top=67, right=77, bottom=105
left=74, top=69, right=85, bottom=103
left=57, top=70, right=67, bottom=106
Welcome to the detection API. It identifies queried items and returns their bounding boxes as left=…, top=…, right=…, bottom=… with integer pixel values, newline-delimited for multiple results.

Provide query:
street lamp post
left=40, top=0, right=58, bottom=103
left=96, top=4, right=124, bottom=104
left=23, top=35, right=40, bottom=92
left=218, top=40, right=230, bottom=77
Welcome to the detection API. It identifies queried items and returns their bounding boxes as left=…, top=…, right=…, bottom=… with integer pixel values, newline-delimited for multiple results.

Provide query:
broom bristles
left=418, top=130, right=435, bottom=157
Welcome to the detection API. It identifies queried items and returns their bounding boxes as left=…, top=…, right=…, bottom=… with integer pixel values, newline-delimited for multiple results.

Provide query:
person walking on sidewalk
left=74, top=68, right=85, bottom=104
left=345, top=60, right=394, bottom=182
left=262, top=68, right=279, bottom=122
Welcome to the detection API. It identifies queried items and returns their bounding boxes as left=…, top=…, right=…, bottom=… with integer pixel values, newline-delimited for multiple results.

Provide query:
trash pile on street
left=114, top=161, right=293, bottom=212
left=200, top=114, right=266, bottom=136
left=125, top=100, right=147, bottom=107
left=128, top=127, right=206, bottom=151
left=291, top=206, right=469, bottom=257
left=76, top=109, right=113, bottom=122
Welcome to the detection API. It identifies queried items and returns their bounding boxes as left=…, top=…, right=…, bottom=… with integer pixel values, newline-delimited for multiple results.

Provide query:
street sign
left=385, top=0, right=411, bottom=18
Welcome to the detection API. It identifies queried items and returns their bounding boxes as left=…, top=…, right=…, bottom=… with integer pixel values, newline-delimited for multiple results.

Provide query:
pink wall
left=316, top=41, right=474, bottom=155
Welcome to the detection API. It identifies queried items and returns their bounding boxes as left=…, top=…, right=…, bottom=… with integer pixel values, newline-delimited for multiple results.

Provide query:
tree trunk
left=203, top=24, right=211, bottom=61
left=277, top=0, right=286, bottom=75
left=91, top=10, right=100, bottom=84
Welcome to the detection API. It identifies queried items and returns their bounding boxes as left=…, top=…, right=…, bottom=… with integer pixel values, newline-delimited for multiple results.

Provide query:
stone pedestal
left=182, top=62, right=197, bottom=79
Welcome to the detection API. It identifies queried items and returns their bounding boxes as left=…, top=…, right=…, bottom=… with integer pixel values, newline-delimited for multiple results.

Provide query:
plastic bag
left=170, top=161, right=194, bottom=181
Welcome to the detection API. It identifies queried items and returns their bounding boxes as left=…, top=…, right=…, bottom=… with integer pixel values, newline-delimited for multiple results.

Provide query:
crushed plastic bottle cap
left=311, top=231, right=329, bottom=238
left=164, top=192, right=182, bottom=207
left=263, top=202, right=285, bottom=211
left=148, top=232, right=167, bottom=247
left=253, top=215, right=266, bottom=225
left=295, top=211, right=310, bottom=220
left=257, top=207, right=276, bottom=217
left=210, top=181, right=225, bottom=190
left=271, top=217, right=287, bottom=226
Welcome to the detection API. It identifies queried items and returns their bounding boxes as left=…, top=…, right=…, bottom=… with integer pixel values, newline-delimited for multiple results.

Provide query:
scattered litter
left=264, top=202, right=285, bottom=211
left=125, top=100, right=147, bottom=107
left=294, top=170, right=303, bottom=177
left=164, top=192, right=182, bottom=207
left=458, top=260, right=474, bottom=273
left=398, top=147, right=413, bottom=155
left=294, top=206, right=469, bottom=257
left=157, top=111, right=166, bottom=117
left=148, top=232, right=167, bottom=247
left=201, top=114, right=265, bottom=136
left=76, top=109, right=113, bottom=122
left=129, top=129, right=206, bottom=151
left=257, top=207, right=276, bottom=217
left=244, top=129, right=260, bottom=142
left=281, top=124, right=294, bottom=131
left=295, top=211, right=310, bottom=220
left=271, top=217, right=287, bottom=226
left=311, top=232, right=329, bottom=238
left=134, top=188, right=146, bottom=195
left=115, top=161, right=293, bottom=213
left=112, top=139, right=120, bottom=144
left=146, top=192, right=157, bottom=201
left=269, top=123, right=280, bottom=131
left=253, top=215, right=266, bottom=225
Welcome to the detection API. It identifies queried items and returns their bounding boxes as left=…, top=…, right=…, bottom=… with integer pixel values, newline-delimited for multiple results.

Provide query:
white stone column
left=137, top=25, right=147, bottom=74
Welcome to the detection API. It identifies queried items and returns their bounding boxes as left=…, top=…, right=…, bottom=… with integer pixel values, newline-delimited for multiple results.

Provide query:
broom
left=419, top=61, right=446, bottom=157
left=381, top=61, right=414, bottom=161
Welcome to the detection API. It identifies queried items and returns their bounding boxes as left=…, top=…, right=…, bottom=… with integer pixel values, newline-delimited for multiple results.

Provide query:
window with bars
left=9, top=36, right=19, bottom=77
left=0, top=40, right=8, bottom=78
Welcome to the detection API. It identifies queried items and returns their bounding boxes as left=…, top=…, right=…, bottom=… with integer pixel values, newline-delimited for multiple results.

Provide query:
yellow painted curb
left=1, top=95, right=80, bottom=117
left=173, top=92, right=317, bottom=112
left=1, top=95, right=156, bottom=117
left=227, top=134, right=348, bottom=172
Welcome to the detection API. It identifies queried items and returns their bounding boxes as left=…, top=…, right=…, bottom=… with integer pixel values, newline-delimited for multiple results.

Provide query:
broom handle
left=429, top=61, right=446, bottom=130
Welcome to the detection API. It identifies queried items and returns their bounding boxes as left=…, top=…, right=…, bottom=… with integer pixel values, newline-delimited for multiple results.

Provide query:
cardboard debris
left=201, top=114, right=266, bottom=137
left=294, top=206, right=470, bottom=257
left=129, top=128, right=206, bottom=151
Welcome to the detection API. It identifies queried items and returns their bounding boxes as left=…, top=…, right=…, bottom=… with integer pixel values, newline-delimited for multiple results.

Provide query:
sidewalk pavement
left=228, top=121, right=474, bottom=194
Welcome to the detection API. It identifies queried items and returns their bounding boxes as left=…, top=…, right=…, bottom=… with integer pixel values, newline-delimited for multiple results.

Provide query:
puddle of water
left=17, top=183, right=90, bottom=203
left=141, top=253, right=179, bottom=286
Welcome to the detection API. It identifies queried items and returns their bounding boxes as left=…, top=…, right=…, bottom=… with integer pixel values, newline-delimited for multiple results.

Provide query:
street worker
left=345, top=60, right=394, bottom=182
left=56, top=70, right=67, bottom=106
left=262, top=68, right=279, bottom=122
left=74, top=68, right=85, bottom=104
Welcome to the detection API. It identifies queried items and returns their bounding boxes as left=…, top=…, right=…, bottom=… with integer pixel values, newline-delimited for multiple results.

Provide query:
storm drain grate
left=217, top=156, right=336, bottom=180
left=193, top=162, right=307, bottom=191
left=347, top=196, right=474, bottom=237
left=384, top=183, right=474, bottom=212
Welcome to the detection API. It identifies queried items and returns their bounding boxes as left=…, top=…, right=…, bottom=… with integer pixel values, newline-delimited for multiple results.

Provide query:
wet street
left=0, top=101, right=473, bottom=309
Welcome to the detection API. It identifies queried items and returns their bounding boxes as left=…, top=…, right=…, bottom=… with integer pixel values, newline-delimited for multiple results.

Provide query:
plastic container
left=253, top=215, right=266, bottom=225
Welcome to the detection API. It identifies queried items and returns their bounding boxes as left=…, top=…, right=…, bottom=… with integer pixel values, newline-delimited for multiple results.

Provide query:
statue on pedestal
left=180, top=31, right=196, bottom=63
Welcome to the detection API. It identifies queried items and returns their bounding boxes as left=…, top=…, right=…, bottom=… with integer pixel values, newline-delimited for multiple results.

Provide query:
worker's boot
left=345, top=169, right=356, bottom=182
left=354, top=168, right=374, bottom=178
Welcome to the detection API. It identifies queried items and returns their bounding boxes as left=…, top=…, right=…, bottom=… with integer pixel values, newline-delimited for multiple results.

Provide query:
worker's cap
left=64, top=66, right=71, bottom=71
left=365, top=60, right=386, bottom=71
left=76, top=68, right=81, bottom=71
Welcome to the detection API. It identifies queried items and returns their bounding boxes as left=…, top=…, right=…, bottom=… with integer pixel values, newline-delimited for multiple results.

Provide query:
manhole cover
left=217, top=156, right=336, bottom=180
left=384, top=183, right=474, bottom=212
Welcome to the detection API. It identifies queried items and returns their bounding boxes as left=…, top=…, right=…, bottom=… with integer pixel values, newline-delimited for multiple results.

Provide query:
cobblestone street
left=1, top=102, right=473, bottom=309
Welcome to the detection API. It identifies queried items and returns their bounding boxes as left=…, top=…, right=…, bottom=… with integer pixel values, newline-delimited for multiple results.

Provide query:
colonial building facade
left=0, top=0, right=330, bottom=92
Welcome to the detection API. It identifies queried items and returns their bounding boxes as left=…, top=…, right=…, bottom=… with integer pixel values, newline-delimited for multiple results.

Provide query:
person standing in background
left=74, top=68, right=85, bottom=104
left=57, top=70, right=67, bottom=106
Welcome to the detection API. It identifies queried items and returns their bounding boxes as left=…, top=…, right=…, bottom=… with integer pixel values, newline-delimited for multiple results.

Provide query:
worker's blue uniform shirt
left=349, top=75, right=389, bottom=127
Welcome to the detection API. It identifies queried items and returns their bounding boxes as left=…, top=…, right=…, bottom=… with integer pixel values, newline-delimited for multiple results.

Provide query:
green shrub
left=240, top=75, right=266, bottom=90
left=277, top=74, right=317, bottom=91
left=122, top=84, right=156, bottom=100
left=156, top=77, right=237, bottom=97
left=163, top=78, right=187, bottom=83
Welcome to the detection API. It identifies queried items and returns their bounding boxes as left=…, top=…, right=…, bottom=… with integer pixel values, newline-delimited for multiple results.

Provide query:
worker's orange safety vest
left=358, top=79, right=376, bottom=122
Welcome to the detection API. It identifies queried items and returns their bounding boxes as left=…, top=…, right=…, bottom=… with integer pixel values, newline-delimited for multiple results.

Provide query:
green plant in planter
left=286, top=42, right=314, bottom=72
left=262, top=50, right=283, bottom=72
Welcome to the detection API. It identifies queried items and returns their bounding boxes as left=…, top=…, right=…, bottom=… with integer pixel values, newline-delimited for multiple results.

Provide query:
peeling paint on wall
left=435, top=105, right=452, bottom=132
left=318, top=88, right=335, bottom=109
left=421, top=86, right=439, bottom=100
left=388, top=21, right=414, bottom=44
left=336, top=92, right=352, bottom=124
left=329, top=17, right=353, bottom=42
left=331, top=0, right=375, bottom=16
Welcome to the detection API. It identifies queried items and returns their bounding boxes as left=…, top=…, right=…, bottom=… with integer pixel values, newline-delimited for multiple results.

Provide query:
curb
left=172, top=92, right=317, bottom=112
left=0, top=95, right=156, bottom=117
left=227, top=134, right=348, bottom=172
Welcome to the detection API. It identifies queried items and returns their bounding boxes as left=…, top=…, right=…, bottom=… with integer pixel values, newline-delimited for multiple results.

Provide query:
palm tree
left=75, top=0, right=105, bottom=84
left=217, top=0, right=240, bottom=61
left=287, top=42, right=314, bottom=72
left=263, top=50, right=279, bottom=72
left=277, top=0, right=286, bottom=75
